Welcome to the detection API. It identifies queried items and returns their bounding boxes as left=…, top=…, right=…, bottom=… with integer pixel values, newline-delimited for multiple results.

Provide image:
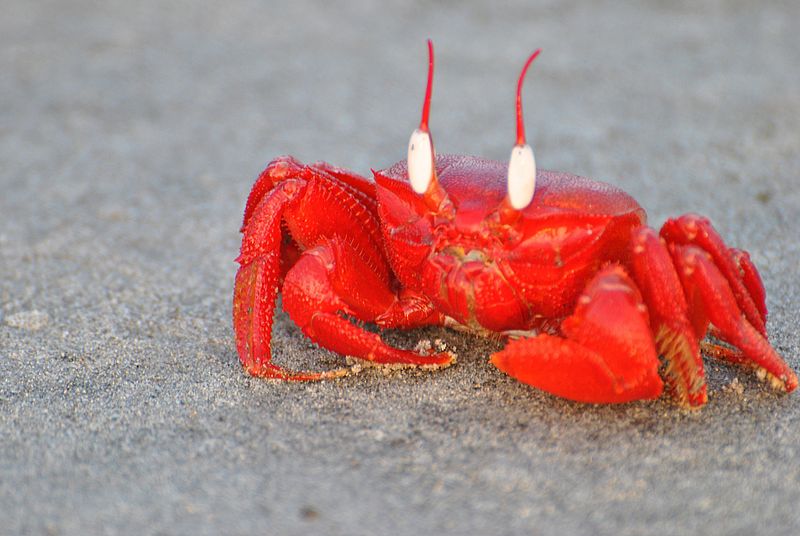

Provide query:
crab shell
left=375, top=153, right=644, bottom=331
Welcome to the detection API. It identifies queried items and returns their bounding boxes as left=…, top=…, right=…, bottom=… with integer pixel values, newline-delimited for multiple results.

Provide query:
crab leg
left=234, top=157, right=452, bottom=380
left=629, top=227, right=708, bottom=406
left=281, top=238, right=453, bottom=368
left=660, top=214, right=767, bottom=336
left=234, top=179, right=316, bottom=379
left=491, top=265, right=664, bottom=404
left=669, top=244, right=798, bottom=392
left=656, top=214, right=796, bottom=392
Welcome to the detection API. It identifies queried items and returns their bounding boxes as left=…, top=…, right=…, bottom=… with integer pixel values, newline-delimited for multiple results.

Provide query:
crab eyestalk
left=502, top=49, right=541, bottom=220
left=408, top=39, right=448, bottom=210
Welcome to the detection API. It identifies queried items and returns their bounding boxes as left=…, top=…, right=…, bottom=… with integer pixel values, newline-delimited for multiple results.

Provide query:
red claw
left=491, top=265, right=663, bottom=404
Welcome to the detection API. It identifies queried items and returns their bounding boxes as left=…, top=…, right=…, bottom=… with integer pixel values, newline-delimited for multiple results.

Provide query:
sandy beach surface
left=2, top=1, right=799, bottom=534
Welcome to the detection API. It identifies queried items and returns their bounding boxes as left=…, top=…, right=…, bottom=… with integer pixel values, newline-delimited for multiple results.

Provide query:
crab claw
left=491, top=265, right=663, bottom=404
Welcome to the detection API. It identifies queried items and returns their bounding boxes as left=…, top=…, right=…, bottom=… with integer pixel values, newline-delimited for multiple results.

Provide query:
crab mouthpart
left=441, top=246, right=489, bottom=264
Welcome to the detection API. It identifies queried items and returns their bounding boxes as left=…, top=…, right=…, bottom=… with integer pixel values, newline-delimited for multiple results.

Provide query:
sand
left=2, top=1, right=799, bottom=534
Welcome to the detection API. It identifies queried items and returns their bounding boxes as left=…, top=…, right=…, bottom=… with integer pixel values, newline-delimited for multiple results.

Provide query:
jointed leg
left=658, top=215, right=795, bottom=392
left=489, top=216, right=796, bottom=406
left=234, top=180, right=319, bottom=379
left=281, top=239, right=453, bottom=370
left=670, top=244, right=797, bottom=392
left=661, top=214, right=767, bottom=336
left=632, top=220, right=796, bottom=401
left=629, top=227, right=708, bottom=406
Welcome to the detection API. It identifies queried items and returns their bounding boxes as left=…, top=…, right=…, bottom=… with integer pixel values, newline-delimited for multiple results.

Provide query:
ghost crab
left=233, top=41, right=797, bottom=407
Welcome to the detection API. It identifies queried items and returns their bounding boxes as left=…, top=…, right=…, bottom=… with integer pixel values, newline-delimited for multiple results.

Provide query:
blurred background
left=2, top=1, right=799, bottom=534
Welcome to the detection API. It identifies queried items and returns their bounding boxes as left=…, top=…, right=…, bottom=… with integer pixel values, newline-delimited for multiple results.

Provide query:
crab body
left=376, top=154, right=643, bottom=330
left=232, top=44, right=797, bottom=407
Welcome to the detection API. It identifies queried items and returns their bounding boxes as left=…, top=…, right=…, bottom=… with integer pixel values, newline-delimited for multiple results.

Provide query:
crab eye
left=407, top=39, right=437, bottom=195
left=507, top=143, right=536, bottom=209
left=505, top=49, right=541, bottom=211
left=408, top=128, right=435, bottom=194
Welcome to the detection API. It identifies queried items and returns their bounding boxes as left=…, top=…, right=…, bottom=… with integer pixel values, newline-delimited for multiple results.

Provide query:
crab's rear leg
left=491, top=265, right=664, bottom=404
left=670, top=244, right=797, bottom=392
left=658, top=215, right=796, bottom=392
left=661, top=214, right=768, bottom=336
left=629, top=228, right=709, bottom=406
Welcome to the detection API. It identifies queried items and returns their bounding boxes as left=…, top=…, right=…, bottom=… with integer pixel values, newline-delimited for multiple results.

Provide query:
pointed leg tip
left=400, top=349, right=458, bottom=370
left=786, top=372, right=799, bottom=393
left=678, top=389, right=708, bottom=409
left=244, top=362, right=353, bottom=382
left=343, top=350, right=456, bottom=373
left=757, top=367, right=799, bottom=393
left=422, top=350, right=458, bottom=369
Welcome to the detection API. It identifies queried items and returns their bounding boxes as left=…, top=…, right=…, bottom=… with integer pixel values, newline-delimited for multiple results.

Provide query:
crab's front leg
left=233, top=157, right=452, bottom=380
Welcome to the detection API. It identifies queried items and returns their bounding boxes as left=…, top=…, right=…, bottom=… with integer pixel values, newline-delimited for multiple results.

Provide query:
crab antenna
left=419, top=39, right=435, bottom=132
left=515, top=49, right=541, bottom=146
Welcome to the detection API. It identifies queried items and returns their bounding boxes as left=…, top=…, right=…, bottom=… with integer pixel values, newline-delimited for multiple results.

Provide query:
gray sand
left=2, top=1, right=800, bottom=535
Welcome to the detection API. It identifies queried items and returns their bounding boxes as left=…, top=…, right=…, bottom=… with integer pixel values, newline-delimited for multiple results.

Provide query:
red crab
left=233, top=41, right=797, bottom=406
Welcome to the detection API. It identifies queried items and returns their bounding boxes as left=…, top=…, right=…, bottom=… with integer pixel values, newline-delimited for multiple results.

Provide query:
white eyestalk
left=407, top=40, right=437, bottom=196
left=507, top=143, right=536, bottom=209
left=505, top=49, right=542, bottom=212
left=408, top=128, right=434, bottom=194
